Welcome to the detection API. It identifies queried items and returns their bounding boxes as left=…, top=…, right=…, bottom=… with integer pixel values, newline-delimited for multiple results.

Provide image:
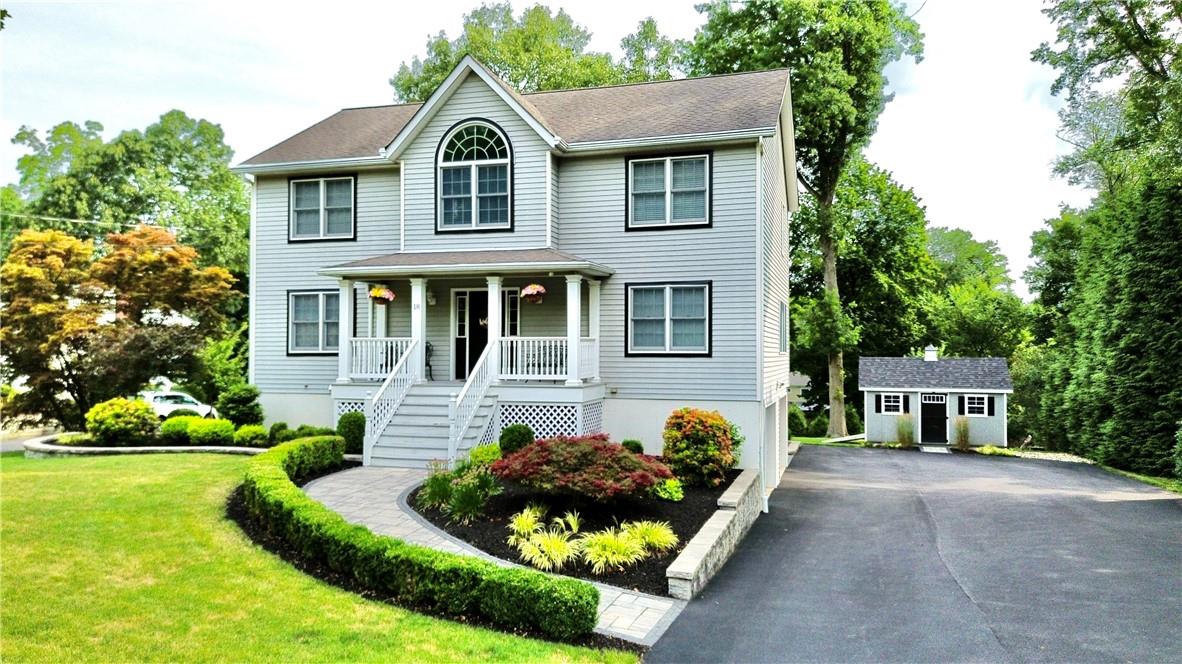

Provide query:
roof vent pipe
left=924, top=345, right=939, bottom=362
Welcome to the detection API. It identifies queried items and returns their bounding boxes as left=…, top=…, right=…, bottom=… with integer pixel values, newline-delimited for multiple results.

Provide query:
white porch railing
left=350, top=337, right=413, bottom=381
left=578, top=337, right=598, bottom=380
left=449, top=343, right=495, bottom=465
left=363, top=339, right=420, bottom=464
left=498, top=336, right=568, bottom=380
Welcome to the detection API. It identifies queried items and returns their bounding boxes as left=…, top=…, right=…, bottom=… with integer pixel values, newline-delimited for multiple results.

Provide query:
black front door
left=454, top=291, right=489, bottom=379
left=920, top=395, right=947, bottom=443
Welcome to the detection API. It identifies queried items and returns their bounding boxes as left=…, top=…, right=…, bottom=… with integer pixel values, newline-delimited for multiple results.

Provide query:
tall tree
left=390, top=4, right=680, bottom=101
left=1025, top=208, right=1083, bottom=343
left=686, top=0, right=923, bottom=436
left=791, top=156, right=938, bottom=410
left=926, top=226, right=1012, bottom=290
left=1052, top=92, right=1145, bottom=194
left=620, top=17, right=683, bottom=82
left=0, top=227, right=235, bottom=428
left=12, top=111, right=250, bottom=281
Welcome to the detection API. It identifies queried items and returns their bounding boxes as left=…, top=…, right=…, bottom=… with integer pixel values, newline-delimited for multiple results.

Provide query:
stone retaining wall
left=22, top=434, right=362, bottom=462
left=666, top=468, right=762, bottom=599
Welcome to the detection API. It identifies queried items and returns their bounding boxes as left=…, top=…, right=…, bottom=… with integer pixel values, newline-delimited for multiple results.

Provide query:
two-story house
left=234, top=57, right=797, bottom=495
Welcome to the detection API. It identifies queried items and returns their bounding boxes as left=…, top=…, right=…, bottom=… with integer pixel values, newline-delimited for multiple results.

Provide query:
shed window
left=882, top=393, right=903, bottom=414
left=966, top=395, right=987, bottom=417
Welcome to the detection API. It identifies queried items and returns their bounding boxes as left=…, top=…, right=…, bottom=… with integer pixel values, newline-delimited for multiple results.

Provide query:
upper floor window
left=437, top=121, right=511, bottom=232
left=289, top=176, right=355, bottom=241
left=626, top=154, right=711, bottom=230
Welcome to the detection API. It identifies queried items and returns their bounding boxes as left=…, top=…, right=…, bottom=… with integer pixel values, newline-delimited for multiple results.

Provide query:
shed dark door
left=920, top=394, right=947, bottom=443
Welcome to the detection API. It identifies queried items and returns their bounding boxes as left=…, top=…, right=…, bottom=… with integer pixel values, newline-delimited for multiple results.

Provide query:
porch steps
left=369, top=383, right=496, bottom=469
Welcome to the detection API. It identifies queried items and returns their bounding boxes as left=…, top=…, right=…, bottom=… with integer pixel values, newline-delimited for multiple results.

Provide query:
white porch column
left=486, top=276, right=502, bottom=378
left=565, top=274, right=582, bottom=385
left=587, top=279, right=600, bottom=380
left=336, top=279, right=354, bottom=383
left=410, top=278, right=427, bottom=380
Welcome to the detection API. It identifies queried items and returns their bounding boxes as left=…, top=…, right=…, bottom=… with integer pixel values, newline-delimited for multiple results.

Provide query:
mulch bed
left=225, top=469, right=642, bottom=653
left=408, top=470, right=739, bottom=597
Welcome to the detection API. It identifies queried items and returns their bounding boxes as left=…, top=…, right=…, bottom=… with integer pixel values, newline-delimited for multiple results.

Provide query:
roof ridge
left=523, top=68, right=790, bottom=97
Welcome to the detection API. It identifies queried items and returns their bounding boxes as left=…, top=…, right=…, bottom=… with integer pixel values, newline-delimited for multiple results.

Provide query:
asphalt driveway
left=649, top=445, right=1182, bottom=663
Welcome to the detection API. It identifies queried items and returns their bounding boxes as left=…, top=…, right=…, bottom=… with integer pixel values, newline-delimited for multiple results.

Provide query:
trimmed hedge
left=189, top=418, right=235, bottom=446
left=160, top=416, right=203, bottom=445
left=234, top=424, right=269, bottom=448
left=241, top=437, right=598, bottom=639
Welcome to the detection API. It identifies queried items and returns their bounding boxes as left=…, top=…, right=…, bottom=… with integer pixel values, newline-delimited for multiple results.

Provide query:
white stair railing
left=363, top=339, right=420, bottom=465
left=448, top=343, right=494, bottom=466
left=351, top=337, right=412, bottom=381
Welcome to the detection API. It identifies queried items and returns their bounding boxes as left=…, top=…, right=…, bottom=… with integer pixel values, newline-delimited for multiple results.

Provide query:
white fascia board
left=382, top=55, right=560, bottom=160
left=562, top=127, right=775, bottom=154
left=231, top=156, right=391, bottom=176
left=777, top=77, right=800, bottom=213
left=318, top=260, right=614, bottom=279
left=860, top=386, right=1014, bottom=394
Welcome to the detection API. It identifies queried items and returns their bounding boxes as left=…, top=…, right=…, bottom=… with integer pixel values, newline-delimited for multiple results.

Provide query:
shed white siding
left=400, top=73, right=550, bottom=251
left=556, top=144, right=760, bottom=401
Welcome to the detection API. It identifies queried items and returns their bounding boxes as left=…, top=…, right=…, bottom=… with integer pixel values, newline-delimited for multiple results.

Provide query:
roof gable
left=382, top=56, right=560, bottom=160
left=858, top=356, right=1014, bottom=392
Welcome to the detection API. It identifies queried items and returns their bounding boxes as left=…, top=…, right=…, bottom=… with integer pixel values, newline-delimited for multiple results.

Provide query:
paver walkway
left=305, top=466, right=684, bottom=645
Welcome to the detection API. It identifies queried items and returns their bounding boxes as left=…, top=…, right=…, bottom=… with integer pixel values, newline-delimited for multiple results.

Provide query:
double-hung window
left=438, top=122, right=511, bottom=231
left=882, top=394, right=903, bottom=414
left=290, top=176, right=354, bottom=240
left=966, top=395, right=987, bottom=417
left=627, top=154, right=710, bottom=228
left=627, top=283, right=710, bottom=355
left=289, top=291, right=339, bottom=353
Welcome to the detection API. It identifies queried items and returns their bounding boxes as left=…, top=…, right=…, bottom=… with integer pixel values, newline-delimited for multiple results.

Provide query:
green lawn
left=0, top=452, right=633, bottom=663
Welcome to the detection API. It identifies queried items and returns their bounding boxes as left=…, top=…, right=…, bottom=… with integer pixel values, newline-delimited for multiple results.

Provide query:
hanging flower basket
left=522, top=283, right=546, bottom=304
left=369, top=285, right=395, bottom=305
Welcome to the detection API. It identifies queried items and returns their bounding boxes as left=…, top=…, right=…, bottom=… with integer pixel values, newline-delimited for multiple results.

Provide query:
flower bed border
left=22, top=433, right=268, bottom=457
left=241, top=436, right=599, bottom=640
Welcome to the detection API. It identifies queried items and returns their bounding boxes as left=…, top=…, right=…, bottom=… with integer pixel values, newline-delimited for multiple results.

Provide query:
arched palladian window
left=437, top=121, right=511, bottom=230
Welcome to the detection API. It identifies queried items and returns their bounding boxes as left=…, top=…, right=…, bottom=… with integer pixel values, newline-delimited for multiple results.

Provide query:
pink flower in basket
left=368, top=286, right=395, bottom=303
left=522, top=283, right=546, bottom=304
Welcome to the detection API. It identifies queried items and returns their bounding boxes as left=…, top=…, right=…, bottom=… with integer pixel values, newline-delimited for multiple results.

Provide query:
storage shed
left=858, top=346, right=1013, bottom=447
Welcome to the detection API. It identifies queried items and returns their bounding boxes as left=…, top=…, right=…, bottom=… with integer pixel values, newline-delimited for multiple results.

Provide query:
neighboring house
left=233, top=56, right=797, bottom=495
left=787, top=371, right=810, bottom=408
left=858, top=346, right=1013, bottom=446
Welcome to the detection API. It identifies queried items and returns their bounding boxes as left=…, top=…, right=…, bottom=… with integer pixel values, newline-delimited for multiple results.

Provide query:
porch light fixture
left=522, top=283, right=546, bottom=304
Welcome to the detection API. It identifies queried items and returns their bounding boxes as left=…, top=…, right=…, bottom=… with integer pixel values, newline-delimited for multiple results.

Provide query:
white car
left=141, top=392, right=218, bottom=420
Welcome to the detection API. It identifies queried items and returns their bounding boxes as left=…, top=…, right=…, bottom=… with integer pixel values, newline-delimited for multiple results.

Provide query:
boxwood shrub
left=336, top=411, right=365, bottom=455
left=234, top=424, right=269, bottom=448
left=85, top=397, right=158, bottom=446
left=242, top=436, right=598, bottom=639
left=188, top=418, right=235, bottom=446
left=159, top=415, right=202, bottom=445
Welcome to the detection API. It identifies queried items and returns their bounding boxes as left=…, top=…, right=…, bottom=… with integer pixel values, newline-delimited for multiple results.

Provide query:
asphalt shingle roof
left=858, top=357, right=1013, bottom=391
left=241, top=69, right=788, bottom=166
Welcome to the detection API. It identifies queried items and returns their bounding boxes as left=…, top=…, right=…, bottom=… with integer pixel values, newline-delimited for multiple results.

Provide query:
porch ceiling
left=318, top=248, right=614, bottom=279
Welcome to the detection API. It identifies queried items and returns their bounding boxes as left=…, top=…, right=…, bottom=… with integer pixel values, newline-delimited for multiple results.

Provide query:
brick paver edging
left=23, top=433, right=363, bottom=462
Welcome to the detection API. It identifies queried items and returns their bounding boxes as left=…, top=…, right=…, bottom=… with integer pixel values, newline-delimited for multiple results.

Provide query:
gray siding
left=556, top=144, right=760, bottom=401
left=863, top=390, right=1007, bottom=445
left=401, top=73, right=550, bottom=251
left=759, top=133, right=792, bottom=403
left=251, top=170, right=400, bottom=393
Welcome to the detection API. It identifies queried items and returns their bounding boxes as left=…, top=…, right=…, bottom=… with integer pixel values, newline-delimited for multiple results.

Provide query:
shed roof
left=858, top=357, right=1013, bottom=392
left=240, top=68, right=788, bottom=166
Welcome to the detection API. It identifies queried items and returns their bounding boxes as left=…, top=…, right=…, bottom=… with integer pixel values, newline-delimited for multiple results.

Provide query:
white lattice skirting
left=494, top=400, right=605, bottom=440
left=334, top=400, right=365, bottom=423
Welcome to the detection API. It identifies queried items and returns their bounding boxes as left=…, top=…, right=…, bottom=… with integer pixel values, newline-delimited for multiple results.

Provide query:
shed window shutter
left=958, top=396, right=965, bottom=415
left=988, top=396, right=995, bottom=416
left=875, top=395, right=882, bottom=413
left=902, top=395, right=910, bottom=413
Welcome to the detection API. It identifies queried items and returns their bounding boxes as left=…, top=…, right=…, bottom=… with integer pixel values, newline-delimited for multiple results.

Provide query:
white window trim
left=289, top=176, right=355, bottom=240
left=922, top=394, right=946, bottom=404
left=288, top=291, right=339, bottom=354
left=437, top=122, right=512, bottom=231
left=627, top=154, right=710, bottom=228
left=882, top=393, right=903, bottom=415
left=626, top=283, right=710, bottom=355
left=966, top=394, right=988, bottom=418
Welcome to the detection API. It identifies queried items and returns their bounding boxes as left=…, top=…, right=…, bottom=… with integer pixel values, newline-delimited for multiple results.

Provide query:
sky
left=0, top=0, right=1094, bottom=298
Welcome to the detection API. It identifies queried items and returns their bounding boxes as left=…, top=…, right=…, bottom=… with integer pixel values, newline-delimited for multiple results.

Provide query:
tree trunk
left=818, top=200, right=849, bottom=438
